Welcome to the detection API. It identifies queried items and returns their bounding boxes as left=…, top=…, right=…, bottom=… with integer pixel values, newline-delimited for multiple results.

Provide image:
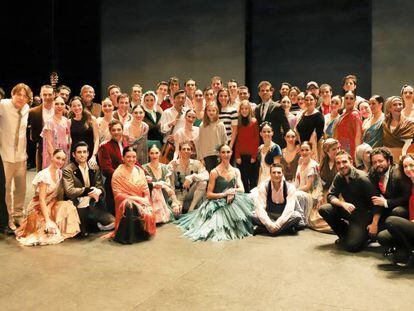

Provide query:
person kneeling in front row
left=62, top=141, right=115, bottom=238
left=250, top=163, right=302, bottom=236
left=319, top=150, right=382, bottom=252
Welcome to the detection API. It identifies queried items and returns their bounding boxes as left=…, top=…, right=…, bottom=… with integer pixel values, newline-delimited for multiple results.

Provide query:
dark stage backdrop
left=1, top=0, right=101, bottom=99
left=100, top=0, right=246, bottom=95
left=247, top=0, right=372, bottom=102
left=372, top=0, right=414, bottom=98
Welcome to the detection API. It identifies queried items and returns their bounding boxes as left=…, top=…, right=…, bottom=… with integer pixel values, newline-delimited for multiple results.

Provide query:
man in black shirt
left=319, top=150, right=382, bottom=252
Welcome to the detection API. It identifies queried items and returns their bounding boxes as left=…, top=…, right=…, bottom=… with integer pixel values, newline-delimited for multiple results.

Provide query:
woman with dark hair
left=143, top=145, right=180, bottom=222
left=378, top=154, right=414, bottom=266
left=308, top=139, right=338, bottom=233
left=362, top=95, right=384, bottom=147
left=106, top=146, right=156, bottom=244
left=176, top=144, right=254, bottom=241
left=257, top=122, right=282, bottom=185
left=41, top=96, right=70, bottom=168
left=295, top=93, right=325, bottom=159
left=193, top=89, right=204, bottom=127
left=173, top=109, right=199, bottom=160
left=96, top=98, right=115, bottom=143
left=324, top=95, right=342, bottom=139
left=401, top=84, right=414, bottom=120
left=69, top=96, right=99, bottom=166
left=124, top=104, right=149, bottom=165
left=280, top=130, right=300, bottom=182
left=142, top=91, right=163, bottom=149
left=382, top=96, right=414, bottom=161
left=217, top=88, right=238, bottom=149
left=15, top=149, right=80, bottom=246
left=334, top=90, right=362, bottom=161
left=203, top=87, right=215, bottom=106
left=234, top=100, right=259, bottom=192
left=281, top=96, right=296, bottom=129
left=288, top=86, right=301, bottom=116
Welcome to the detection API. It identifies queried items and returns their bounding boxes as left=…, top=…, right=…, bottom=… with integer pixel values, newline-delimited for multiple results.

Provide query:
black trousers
left=104, top=177, right=115, bottom=216
left=378, top=216, right=414, bottom=252
left=376, top=206, right=408, bottom=247
left=0, top=154, right=8, bottom=230
left=237, top=154, right=258, bottom=193
left=77, top=205, right=115, bottom=234
left=253, top=210, right=301, bottom=235
left=319, top=203, right=372, bottom=252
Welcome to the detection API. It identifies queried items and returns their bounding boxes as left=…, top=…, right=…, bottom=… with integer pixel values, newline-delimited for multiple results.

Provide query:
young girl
left=217, top=88, right=238, bottom=149
left=124, top=104, right=149, bottom=165
left=197, top=102, right=228, bottom=172
left=234, top=100, right=259, bottom=192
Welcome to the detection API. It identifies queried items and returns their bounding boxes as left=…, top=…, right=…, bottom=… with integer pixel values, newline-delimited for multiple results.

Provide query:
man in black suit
left=63, top=141, right=115, bottom=237
left=254, top=81, right=290, bottom=148
left=369, top=147, right=410, bottom=221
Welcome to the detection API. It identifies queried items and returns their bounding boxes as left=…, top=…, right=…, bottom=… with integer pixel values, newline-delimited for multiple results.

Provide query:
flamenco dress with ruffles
left=176, top=172, right=254, bottom=241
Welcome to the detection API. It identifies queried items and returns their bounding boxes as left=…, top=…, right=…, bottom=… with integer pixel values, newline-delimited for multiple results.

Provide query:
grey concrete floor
left=1, top=170, right=414, bottom=311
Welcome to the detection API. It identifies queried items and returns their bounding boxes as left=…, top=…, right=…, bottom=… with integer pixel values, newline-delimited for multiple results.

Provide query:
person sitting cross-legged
left=250, top=163, right=302, bottom=236
left=63, top=142, right=115, bottom=238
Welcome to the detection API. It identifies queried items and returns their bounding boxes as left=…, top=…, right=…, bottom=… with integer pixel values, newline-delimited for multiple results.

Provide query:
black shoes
left=384, top=247, right=414, bottom=267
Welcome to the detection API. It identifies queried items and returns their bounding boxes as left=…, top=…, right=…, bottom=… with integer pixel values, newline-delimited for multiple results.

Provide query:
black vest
left=266, top=180, right=288, bottom=217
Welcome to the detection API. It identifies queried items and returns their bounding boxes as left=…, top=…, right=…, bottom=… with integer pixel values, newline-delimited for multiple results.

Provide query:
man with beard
left=369, top=147, right=410, bottom=221
left=319, top=150, right=382, bottom=252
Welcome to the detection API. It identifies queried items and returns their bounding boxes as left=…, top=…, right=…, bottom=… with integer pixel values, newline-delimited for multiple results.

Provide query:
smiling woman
left=15, top=149, right=80, bottom=246
left=176, top=144, right=255, bottom=241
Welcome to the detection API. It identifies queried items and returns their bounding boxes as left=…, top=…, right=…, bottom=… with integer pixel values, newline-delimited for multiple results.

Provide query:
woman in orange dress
left=109, top=146, right=156, bottom=244
left=16, top=149, right=80, bottom=246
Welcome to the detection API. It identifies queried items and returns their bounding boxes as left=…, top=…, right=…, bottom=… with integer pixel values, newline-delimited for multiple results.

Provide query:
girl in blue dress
left=176, top=144, right=254, bottom=241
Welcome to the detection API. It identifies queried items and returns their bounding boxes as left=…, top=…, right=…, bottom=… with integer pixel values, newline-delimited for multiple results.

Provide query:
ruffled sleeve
left=32, top=168, right=53, bottom=193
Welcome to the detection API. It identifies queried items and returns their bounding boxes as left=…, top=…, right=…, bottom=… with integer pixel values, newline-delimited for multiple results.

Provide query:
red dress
left=335, top=109, right=362, bottom=161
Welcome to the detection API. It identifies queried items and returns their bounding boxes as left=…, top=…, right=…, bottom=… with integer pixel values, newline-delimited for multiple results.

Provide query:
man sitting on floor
left=250, top=163, right=301, bottom=235
left=63, top=141, right=115, bottom=237
left=319, top=150, right=382, bottom=252
left=169, top=141, right=208, bottom=213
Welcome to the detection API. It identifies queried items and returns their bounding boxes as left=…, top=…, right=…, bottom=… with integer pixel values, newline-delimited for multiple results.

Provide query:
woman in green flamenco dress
left=176, top=144, right=254, bottom=241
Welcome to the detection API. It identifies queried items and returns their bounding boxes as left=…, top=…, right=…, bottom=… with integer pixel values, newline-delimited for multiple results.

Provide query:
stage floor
left=1, top=170, right=413, bottom=311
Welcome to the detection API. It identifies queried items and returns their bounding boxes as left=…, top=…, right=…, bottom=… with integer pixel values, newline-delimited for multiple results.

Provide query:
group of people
left=1, top=74, right=414, bottom=267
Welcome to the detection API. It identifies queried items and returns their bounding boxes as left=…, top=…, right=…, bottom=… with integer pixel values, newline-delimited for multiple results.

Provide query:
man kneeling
left=250, top=163, right=301, bottom=235
left=63, top=142, right=115, bottom=237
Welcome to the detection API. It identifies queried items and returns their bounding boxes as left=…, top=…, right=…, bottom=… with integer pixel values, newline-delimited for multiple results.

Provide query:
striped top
left=219, top=106, right=238, bottom=141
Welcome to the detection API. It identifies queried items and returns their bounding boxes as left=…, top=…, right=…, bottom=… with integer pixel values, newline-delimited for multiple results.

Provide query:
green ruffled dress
left=176, top=175, right=254, bottom=241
